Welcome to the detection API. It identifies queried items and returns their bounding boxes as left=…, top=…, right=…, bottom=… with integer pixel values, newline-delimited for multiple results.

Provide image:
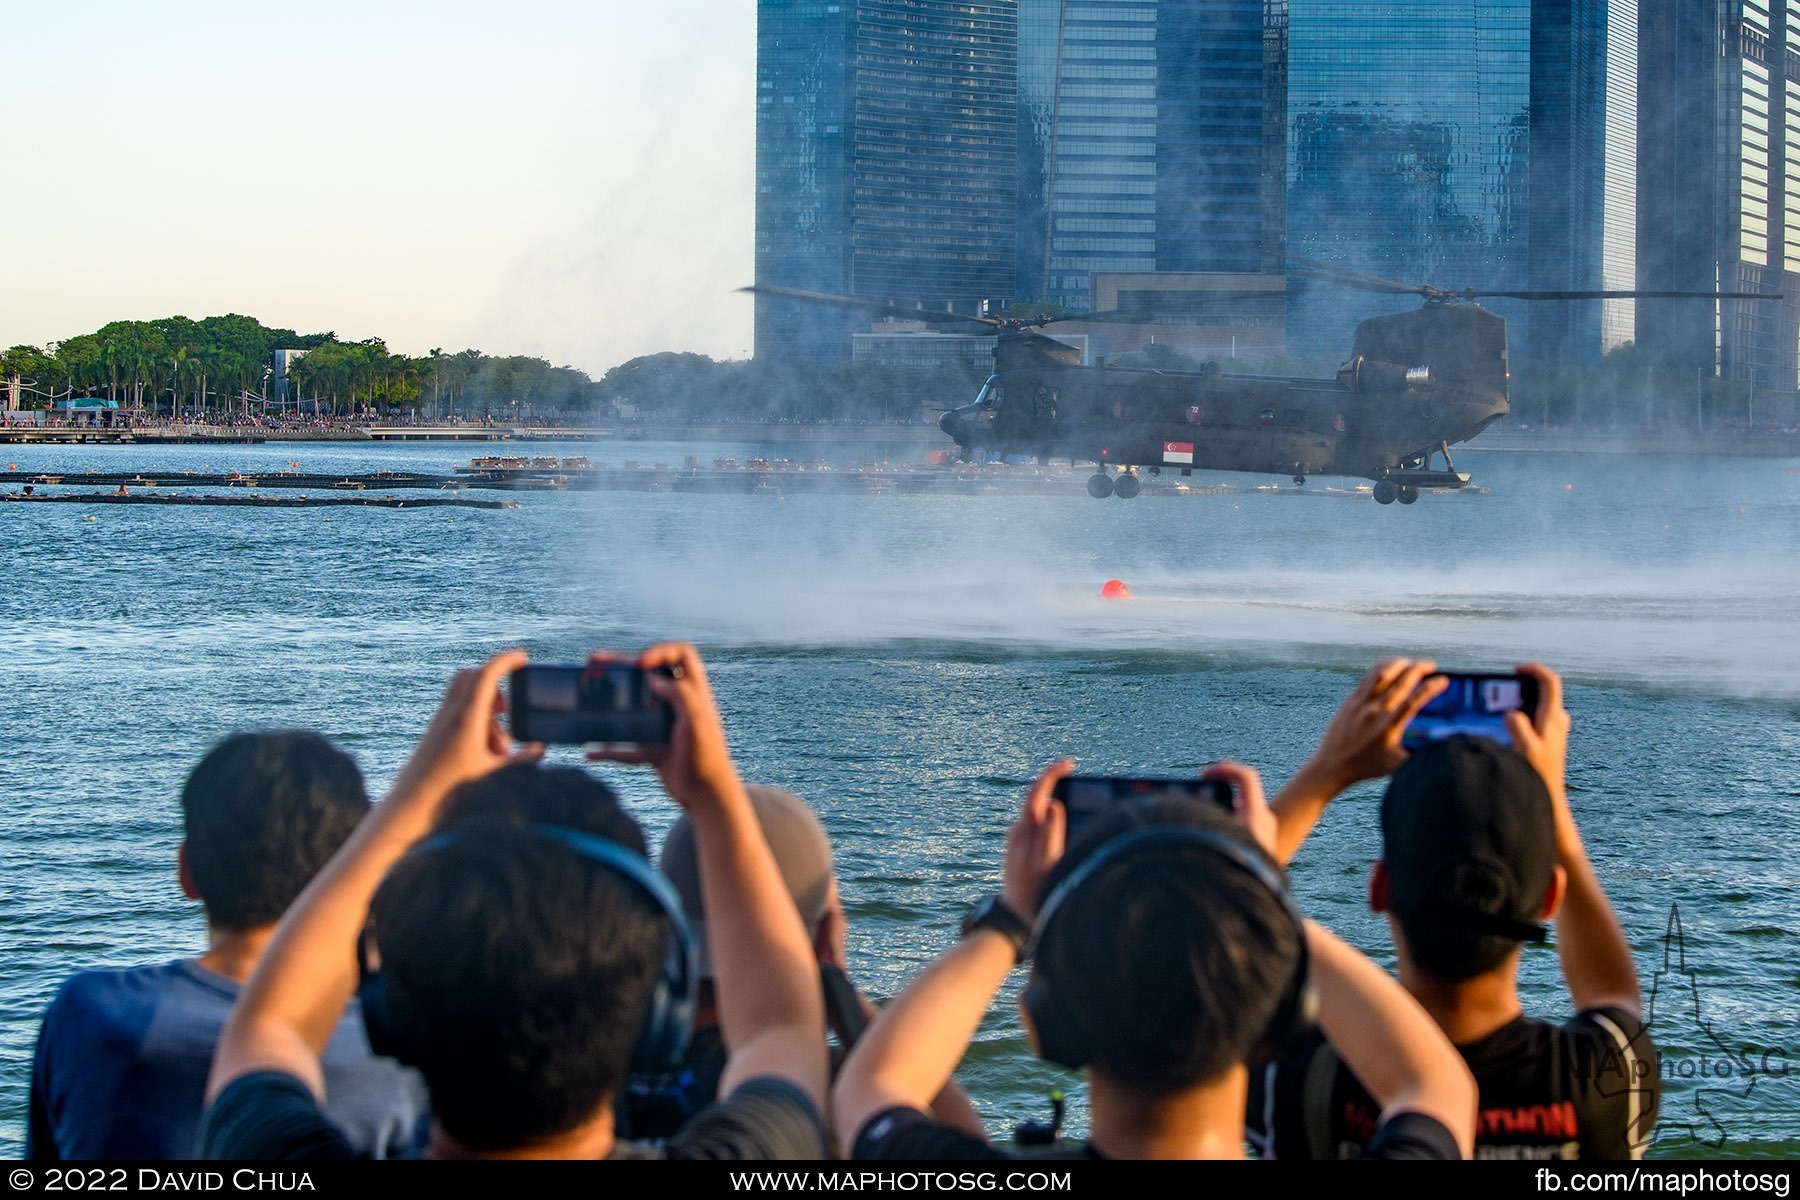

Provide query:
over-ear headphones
left=1022, top=825, right=1315, bottom=1072
left=358, top=823, right=696, bottom=1080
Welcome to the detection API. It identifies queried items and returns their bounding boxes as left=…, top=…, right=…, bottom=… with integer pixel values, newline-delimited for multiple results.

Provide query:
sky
left=4, top=1, right=756, bottom=375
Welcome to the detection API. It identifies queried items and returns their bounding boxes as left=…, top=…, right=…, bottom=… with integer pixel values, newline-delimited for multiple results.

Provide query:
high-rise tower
left=1529, top=0, right=1638, bottom=365
left=1285, top=1, right=1531, bottom=359
left=755, top=1, right=1018, bottom=362
left=1016, top=0, right=1284, bottom=313
left=1639, top=0, right=1800, bottom=399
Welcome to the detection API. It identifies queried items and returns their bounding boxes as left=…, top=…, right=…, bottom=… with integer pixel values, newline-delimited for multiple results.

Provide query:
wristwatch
left=960, top=894, right=1032, bottom=965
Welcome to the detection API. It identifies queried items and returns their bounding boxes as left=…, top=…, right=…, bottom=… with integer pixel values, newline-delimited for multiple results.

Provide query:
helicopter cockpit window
left=975, top=377, right=1001, bottom=415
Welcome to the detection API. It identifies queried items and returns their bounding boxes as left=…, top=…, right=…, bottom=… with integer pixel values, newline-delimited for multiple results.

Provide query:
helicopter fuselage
left=937, top=303, right=1512, bottom=487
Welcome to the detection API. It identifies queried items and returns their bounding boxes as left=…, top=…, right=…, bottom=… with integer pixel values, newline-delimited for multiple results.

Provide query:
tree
left=2, top=344, right=53, bottom=409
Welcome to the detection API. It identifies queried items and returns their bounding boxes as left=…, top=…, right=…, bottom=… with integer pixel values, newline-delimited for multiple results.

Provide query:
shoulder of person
left=853, top=1105, right=1004, bottom=1161
left=666, top=1076, right=828, bottom=1161
left=200, top=1070, right=359, bottom=1162
left=1558, top=1007, right=1657, bottom=1075
left=38, top=960, right=207, bottom=1041
left=1360, top=1111, right=1464, bottom=1160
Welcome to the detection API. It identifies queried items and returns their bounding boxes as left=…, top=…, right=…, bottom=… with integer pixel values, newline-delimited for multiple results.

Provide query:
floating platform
left=2, top=470, right=460, bottom=491
left=0, top=491, right=513, bottom=510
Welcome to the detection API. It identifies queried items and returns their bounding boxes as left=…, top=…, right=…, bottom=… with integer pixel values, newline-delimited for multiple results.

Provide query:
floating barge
left=0, top=491, right=513, bottom=509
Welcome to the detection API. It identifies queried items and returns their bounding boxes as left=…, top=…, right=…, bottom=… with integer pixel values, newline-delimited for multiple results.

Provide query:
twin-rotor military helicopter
left=751, top=261, right=1773, bottom=505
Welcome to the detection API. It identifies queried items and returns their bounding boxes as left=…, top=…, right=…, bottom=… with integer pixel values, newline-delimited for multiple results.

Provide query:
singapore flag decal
left=1162, top=441, right=1194, bottom=464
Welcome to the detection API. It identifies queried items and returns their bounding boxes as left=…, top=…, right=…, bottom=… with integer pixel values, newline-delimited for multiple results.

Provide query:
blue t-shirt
left=27, top=959, right=428, bottom=1160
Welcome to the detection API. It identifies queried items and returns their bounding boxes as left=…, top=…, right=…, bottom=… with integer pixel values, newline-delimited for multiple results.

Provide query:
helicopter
left=752, top=263, right=1775, bottom=504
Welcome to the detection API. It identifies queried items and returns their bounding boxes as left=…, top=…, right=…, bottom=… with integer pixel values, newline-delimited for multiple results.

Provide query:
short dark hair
left=180, top=731, right=369, bottom=930
left=369, top=822, right=666, bottom=1150
left=1380, top=735, right=1557, bottom=980
left=436, top=762, right=647, bottom=856
left=1029, top=797, right=1302, bottom=1095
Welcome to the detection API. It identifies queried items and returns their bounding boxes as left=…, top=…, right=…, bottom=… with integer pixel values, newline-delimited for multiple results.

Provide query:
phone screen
left=1051, top=776, right=1233, bottom=841
left=508, top=665, right=673, bottom=746
left=1401, top=673, right=1539, bottom=750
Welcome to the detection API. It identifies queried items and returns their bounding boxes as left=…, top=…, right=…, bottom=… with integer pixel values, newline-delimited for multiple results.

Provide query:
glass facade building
left=755, top=2, right=854, bottom=362
left=1640, top=0, right=1800, bottom=397
left=756, top=1, right=1018, bottom=362
left=1016, top=0, right=1284, bottom=312
left=1528, top=0, right=1637, bottom=365
left=1285, top=1, right=1531, bottom=359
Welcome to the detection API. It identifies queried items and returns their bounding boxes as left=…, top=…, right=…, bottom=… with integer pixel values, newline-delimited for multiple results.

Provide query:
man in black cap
left=1249, top=660, right=1657, bottom=1160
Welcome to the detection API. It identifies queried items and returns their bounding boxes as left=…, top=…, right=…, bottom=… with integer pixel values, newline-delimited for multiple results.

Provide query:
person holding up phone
left=1249, top=660, right=1658, bottom=1160
left=200, top=646, right=829, bottom=1161
left=834, top=759, right=1476, bottom=1160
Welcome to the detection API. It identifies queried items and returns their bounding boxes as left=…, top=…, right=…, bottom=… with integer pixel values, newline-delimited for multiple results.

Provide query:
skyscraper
left=1528, top=0, right=1638, bottom=365
left=754, top=2, right=854, bottom=363
left=1016, top=0, right=1284, bottom=313
left=755, top=1, right=1019, bottom=362
left=1639, top=0, right=1800, bottom=398
left=1285, top=1, right=1531, bottom=359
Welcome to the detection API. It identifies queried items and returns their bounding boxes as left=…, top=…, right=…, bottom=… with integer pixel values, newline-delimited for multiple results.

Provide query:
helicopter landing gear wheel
left=1373, top=479, right=1398, bottom=505
left=1113, top=472, right=1141, bottom=500
left=1086, top=473, right=1114, bottom=499
left=1397, top=484, right=1419, bottom=505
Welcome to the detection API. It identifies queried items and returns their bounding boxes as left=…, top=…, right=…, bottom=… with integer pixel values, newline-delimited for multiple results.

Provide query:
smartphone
left=1401, top=672, right=1540, bottom=750
left=507, top=664, right=674, bottom=746
left=1050, top=775, right=1234, bottom=841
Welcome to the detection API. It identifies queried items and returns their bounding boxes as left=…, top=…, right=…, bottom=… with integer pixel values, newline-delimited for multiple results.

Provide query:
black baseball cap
left=1380, top=735, right=1557, bottom=971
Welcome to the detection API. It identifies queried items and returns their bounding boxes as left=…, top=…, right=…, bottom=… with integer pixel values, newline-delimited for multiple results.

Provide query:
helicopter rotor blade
left=738, top=284, right=1003, bottom=330
left=1460, top=288, right=1783, bottom=301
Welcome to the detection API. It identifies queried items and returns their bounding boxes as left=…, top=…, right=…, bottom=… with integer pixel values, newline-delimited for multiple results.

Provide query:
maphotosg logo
left=1600, top=904, right=1793, bottom=1153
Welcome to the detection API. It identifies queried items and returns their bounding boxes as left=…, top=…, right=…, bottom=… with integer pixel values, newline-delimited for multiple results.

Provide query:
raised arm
left=817, top=889, right=990, bottom=1138
left=1306, top=921, right=1477, bottom=1157
left=605, top=643, right=830, bottom=1114
left=1505, top=663, right=1640, bottom=1017
left=1270, top=659, right=1445, bottom=864
left=207, top=650, right=539, bottom=1101
left=833, top=759, right=1072, bottom=1153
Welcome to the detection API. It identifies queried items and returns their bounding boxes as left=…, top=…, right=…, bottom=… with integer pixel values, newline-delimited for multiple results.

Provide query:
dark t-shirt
left=27, top=961, right=425, bottom=1161
left=201, top=1070, right=827, bottom=1160
left=852, top=1104, right=1460, bottom=1160
left=1246, top=1006, right=1657, bottom=1160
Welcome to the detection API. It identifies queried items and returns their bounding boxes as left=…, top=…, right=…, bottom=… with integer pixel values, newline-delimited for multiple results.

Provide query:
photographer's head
left=661, top=783, right=836, bottom=976
left=1023, top=796, right=1308, bottom=1095
left=1376, top=734, right=1563, bottom=981
left=179, top=730, right=369, bottom=932
left=362, top=817, right=688, bottom=1153
left=435, top=760, right=648, bottom=856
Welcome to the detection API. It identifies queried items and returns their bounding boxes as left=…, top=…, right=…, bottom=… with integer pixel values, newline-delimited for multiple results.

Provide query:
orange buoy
left=1100, top=579, right=1131, bottom=600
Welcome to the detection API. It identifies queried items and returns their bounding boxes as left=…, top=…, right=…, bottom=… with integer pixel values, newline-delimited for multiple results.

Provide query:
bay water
left=1, top=438, right=1794, bottom=1157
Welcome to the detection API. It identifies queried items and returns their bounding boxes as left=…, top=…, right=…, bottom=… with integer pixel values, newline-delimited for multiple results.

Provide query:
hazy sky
left=5, top=1, right=756, bottom=374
